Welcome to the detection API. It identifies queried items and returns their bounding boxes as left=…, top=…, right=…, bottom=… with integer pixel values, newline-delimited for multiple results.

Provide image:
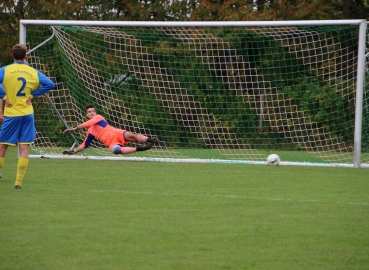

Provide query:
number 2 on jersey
left=17, top=77, right=26, bottom=96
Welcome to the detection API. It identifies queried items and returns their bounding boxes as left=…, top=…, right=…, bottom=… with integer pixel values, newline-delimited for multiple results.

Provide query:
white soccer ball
left=267, top=154, right=280, bottom=166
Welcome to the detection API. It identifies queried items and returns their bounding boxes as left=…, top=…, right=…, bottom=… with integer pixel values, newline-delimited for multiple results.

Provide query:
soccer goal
left=19, top=20, right=369, bottom=167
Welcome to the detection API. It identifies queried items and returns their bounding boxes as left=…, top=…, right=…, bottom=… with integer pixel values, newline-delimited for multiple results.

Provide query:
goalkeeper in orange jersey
left=62, top=104, right=159, bottom=155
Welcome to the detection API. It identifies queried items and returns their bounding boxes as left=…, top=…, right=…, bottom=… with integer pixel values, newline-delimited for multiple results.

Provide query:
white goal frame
left=19, top=19, right=368, bottom=168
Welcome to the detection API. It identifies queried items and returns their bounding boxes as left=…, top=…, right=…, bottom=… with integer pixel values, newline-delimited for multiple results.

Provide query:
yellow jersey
left=0, top=62, right=55, bottom=116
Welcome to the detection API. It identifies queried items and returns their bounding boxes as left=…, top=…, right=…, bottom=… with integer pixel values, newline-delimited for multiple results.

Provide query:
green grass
left=31, top=146, right=367, bottom=165
left=1, top=147, right=368, bottom=270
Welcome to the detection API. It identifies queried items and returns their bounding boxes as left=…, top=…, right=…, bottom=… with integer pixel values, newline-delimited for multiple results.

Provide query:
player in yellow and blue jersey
left=0, top=44, right=55, bottom=189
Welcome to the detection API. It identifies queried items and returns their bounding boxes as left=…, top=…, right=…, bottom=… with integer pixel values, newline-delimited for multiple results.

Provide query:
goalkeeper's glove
left=62, top=149, right=77, bottom=155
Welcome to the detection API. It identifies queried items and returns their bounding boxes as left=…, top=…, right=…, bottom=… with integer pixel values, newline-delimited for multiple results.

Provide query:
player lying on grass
left=62, top=104, right=159, bottom=155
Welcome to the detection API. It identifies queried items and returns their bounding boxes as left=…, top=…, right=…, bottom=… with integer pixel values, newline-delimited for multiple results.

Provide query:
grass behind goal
left=0, top=147, right=368, bottom=270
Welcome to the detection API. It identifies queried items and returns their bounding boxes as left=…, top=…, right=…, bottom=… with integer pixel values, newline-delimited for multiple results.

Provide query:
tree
left=0, top=0, right=124, bottom=66
left=246, top=0, right=369, bottom=21
left=0, top=0, right=21, bottom=66
left=1, top=0, right=369, bottom=66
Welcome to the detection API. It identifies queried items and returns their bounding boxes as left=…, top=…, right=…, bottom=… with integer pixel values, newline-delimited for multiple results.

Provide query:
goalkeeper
left=62, top=104, right=159, bottom=155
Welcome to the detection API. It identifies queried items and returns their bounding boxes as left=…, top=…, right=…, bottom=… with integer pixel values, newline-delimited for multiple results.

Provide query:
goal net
left=21, top=21, right=369, bottom=167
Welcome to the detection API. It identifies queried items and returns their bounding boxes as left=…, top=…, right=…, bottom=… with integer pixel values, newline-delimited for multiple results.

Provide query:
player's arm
left=62, top=133, right=95, bottom=155
left=0, top=69, right=5, bottom=122
left=63, top=115, right=104, bottom=133
left=63, top=123, right=84, bottom=134
left=62, top=144, right=85, bottom=155
left=0, top=68, right=5, bottom=100
left=30, top=72, right=56, bottom=97
left=0, top=98, right=3, bottom=123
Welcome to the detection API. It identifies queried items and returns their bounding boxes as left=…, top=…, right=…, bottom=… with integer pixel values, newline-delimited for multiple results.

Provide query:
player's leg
left=14, top=115, right=35, bottom=189
left=0, top=143, right=8, bottom=156
left=147, top=137, right=160, bottom=144
left=123, top=131, right=147, bottom=142
left=111, top=143, right=152, bottom=155
left=15, top=144, right=29, bottom=189
left=0, top=144, right=8, bottom=179
left=123, top=131, right=159, bottom=144
left=0, top=116, right=21, bottom=182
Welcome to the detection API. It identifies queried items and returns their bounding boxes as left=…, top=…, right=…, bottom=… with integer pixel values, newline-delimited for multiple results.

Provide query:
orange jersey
left=81, top=115, right=128, bottom=150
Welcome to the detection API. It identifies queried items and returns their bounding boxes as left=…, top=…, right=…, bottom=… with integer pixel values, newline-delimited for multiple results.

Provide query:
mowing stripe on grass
left=24, top=187, right=369, bottom=206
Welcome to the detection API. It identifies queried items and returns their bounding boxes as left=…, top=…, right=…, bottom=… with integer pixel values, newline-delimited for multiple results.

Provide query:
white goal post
left=19, top=20, right=368, bottom=167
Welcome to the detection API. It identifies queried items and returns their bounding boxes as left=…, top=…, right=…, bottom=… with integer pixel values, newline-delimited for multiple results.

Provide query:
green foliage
left=2, top=0, right=369, bottom=66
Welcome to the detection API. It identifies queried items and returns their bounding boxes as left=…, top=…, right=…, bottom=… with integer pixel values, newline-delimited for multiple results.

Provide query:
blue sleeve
left=0, top=86, right=4, bottom=99
left=31, top=71, right=56, bottom=97
left=0, top=68, right=5, bottom=98
left=82, top=134, right=95, bottom=149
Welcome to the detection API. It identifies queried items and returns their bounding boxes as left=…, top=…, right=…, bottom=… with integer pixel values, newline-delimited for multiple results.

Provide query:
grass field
left=30, top=146, right=369, bottom=165
left=1, top=147, right=368, bottom=270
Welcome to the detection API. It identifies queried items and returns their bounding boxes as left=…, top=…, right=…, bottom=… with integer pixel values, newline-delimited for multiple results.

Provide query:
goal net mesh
left=24, top=24, right=369, bottom=165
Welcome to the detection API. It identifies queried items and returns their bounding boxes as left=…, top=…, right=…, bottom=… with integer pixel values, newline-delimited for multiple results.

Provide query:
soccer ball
left=267, top=154, right=280, bottom=166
